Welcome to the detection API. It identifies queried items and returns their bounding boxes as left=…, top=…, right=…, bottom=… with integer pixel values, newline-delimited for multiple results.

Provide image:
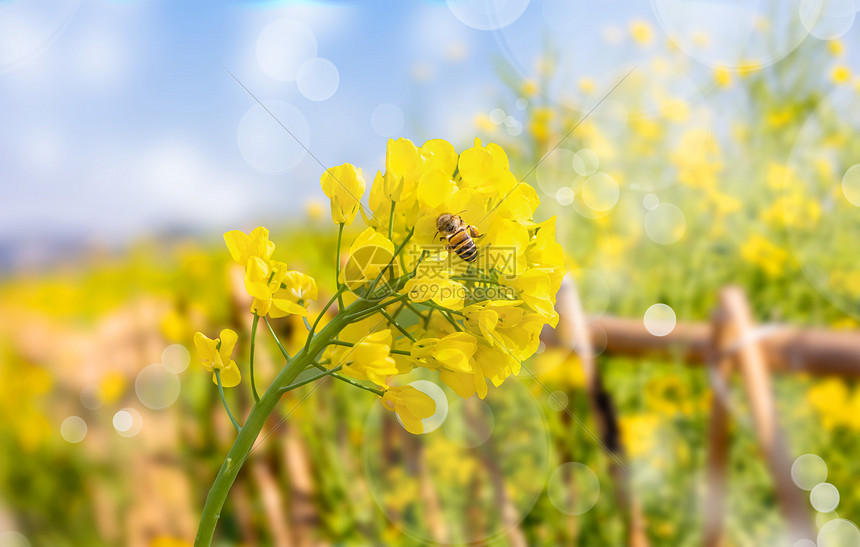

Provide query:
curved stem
left=214, top=370, right=241, bottom=433
left=335, top=223, right=345, bottom=311
left=264, top=317, right=291, bottom=362
left=306, top=361, right=384, bottom=396
left=195, top=296, right=377, bottom=546
left=248, top=314, right=260, bottom=403
left=280, top=365, right=343, bottom=393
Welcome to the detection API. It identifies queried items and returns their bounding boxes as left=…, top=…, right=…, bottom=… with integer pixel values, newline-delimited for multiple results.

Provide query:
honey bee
left=435, top=212, right=482, bottom=262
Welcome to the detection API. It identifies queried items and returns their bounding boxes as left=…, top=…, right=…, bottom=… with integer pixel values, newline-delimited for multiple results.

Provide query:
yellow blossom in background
left=619, top=413, right=660, bottom=458
left=828, top=39, right=845, bottom=56
left=305, top=199, right=324, bottom=220
left=381, top=385, right=436, bottom=434
left=320, top=163, right=366, bottom=225
left=630, top=20, right=653, bottom=45
left=521, top=78, right=538, bottom=96
left=714, top=66, right=732, bottom=88
left=194, top=329, right=240, bottom=387
left=740, top=234, right=789, bottom=278
left=832, top=65, right=851, bottom=84
left=475, top=112, right=496, bottom=132
left=579, top=77, right=595, bottom=94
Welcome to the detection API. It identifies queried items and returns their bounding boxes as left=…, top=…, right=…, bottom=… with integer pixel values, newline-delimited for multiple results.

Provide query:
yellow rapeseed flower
left=320, top=163, right=366, bottom=225
left=194, top=329, right=241, bottom=387
left=382, top=385, right=436, bottom=434
left=740, top=234, right=789, bottom=278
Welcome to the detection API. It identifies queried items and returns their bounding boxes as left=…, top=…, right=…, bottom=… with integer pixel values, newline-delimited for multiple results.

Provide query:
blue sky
left=0, top=0, right=857, bottom=260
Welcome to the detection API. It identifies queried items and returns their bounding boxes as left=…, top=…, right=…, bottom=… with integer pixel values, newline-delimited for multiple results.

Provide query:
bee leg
left=467, top=225, right=484, bottom=238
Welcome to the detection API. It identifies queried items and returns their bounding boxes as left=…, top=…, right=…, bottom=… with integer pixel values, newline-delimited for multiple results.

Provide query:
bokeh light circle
left=446, top=0, right=530, bottom=30
left=407, top=380, right=448, bottom=434
left=644, top=303, right=676, bottom=336
left=237, top=100, right=310, bottom=173
left=571, top=268, right=611, bottom=317
left=80, top=384, right=104, bottom=410
left=60, top=416, right=87, bottom=443
left=0, top=0, right=80, bottom=74
left=642, top=193, right=659, bottom=210
left=653, top=0, right=816, bottom=70
left=296, top=57, right=340, bottom=102
left=0, top=531, right=30, bottom=547
left=811, top=483, right=841, bottom=513
left=644, top=202, right=686, bottom=244
left=547, top=390, right=569, bottom=411
left=800, top=0, right=856, bottom=40
left=442, top=396, right=495, bottom=448
left=792, top=453, right=828, bottom=490
left=785, top=85, right=860, bottom=320
left=256, top=18, right=317, bottom=82
left=818, top=518, right=860, bottom=547
left=547, top=462, right=600, bottom=515
left=362, top=378, right=549, bottom=544
left=572, top=148, right=599, bottom=176
left=161, top=344, right=190, bottom=374
left=841, top=164, right=860, bottom=207
left=371, top=103, right=404, bottom=138
left=113, top=408, right=143, bottom=438
left=555, top=186, right=574, bottom=206
left=535, top=148, right=575, bottom=198
left=135, top=363, right=180, bottom=410
left=580, top=172, right=620, bottom=213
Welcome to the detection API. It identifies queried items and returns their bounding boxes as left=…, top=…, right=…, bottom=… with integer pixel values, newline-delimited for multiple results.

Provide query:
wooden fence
left=552, top=277, right=860, bottom=546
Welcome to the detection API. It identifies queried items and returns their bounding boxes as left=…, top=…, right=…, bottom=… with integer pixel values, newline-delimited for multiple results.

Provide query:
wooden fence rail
left=590, top=315, right=860, bottom=376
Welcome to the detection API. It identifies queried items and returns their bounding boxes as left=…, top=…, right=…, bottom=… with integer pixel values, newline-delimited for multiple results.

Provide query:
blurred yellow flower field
left=2, top=4, right=860, bottom=547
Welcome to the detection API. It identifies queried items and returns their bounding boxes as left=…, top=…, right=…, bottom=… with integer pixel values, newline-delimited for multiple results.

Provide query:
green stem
left=195, top=295, right=379, bottom=546
left=280, top=365, right=343, bottom=393
left=326, top=339, right=410, bottom=355
left=264, top=317, right=291, bottom=362
left=380, top=309, right=417, bottom=342
left=304, top=287, right=345, bottom=352
left=307, top=361, right=384, bottom=396
left=249, top=314, right=260, bottom=403
left=335, top=223, right=345, bottom=311
left=214, top=370, right=241, bottom=433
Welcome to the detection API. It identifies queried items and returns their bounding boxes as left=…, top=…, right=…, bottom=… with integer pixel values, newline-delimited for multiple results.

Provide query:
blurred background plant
left=2, top=1, right=860, bottom=546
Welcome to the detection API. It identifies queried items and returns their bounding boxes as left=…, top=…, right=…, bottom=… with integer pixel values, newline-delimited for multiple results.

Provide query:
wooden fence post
left=718, top=287, right=814, bottom=543
left=555, top=276, right=649, bottom=547
left=703, top=304, right=734, bottom=547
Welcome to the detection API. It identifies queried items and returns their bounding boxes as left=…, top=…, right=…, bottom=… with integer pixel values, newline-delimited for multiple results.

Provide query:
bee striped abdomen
left=448, top=228, right=478, bottom=262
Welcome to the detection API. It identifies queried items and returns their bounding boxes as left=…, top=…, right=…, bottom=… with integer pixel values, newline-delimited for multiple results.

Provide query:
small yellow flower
left=329, top=329, right=398, bottom=386
left=832, top=65, right=851, bottom=85
left=501, top=269, right=559, bottom=323
left=382, top=385, right=436, bottom=434
left=403, top=264, right=466, bottom=310
left=412, top=332, right=478, bottom=374
left=267, top=271, right=318, bottom=318
left=320, top=163, right=366, bottom=225
left=630, top=20, right=653, bottom=45
left=340, top=227, right=396, bottom=291
left=194, top=329, right=241, bottom=387
left=223, top=227, right=274, bottom=268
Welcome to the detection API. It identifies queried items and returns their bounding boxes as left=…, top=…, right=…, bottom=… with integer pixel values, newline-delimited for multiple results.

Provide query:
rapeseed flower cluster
left=195, top=138, right=565, bottom=435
